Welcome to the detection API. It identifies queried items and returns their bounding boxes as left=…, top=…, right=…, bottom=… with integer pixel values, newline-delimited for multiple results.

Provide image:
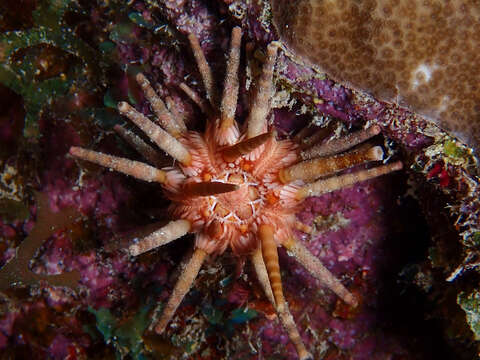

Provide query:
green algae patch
left=202, top=299, right=258, bottom=337
left=128, top=12, right=155, bottom=29
left=89, top=303, right=152, bottom=360
left=443, top=140, right=466, bottom=159
left=229, top=307, right=258, bottom=324
left=0, top=0, right=101, bottom=139
left=458, top=290, right=480, bottom=340
left=469, top=232, right=480, bottom=248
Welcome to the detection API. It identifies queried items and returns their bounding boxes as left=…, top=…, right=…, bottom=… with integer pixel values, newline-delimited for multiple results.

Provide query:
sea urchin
left=69, top=27, right=402, bottom=359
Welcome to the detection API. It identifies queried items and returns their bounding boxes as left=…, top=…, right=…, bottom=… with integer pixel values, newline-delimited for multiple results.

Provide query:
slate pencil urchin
left=69, top=27, right=402, bottom=359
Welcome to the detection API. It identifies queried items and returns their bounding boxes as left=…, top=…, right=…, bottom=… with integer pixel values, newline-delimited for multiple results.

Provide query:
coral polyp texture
left=68, top=27, right=401, bottom=359
left=271, top=0, right=480, bottom=147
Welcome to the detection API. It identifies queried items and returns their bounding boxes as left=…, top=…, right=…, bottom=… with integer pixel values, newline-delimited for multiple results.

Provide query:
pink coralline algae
left=270, top=175, right=414, bottom=358
left=276, top=53, right=434, bottom=152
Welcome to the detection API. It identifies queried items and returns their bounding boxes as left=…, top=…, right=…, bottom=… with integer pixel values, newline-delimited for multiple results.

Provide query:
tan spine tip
left=69, top=146, right=81, bottom=157
left=136, top=72, right=146, bottom=83
left=368, top=146, right=384, bottom=161
left=391, top=161, right=403, bottom=171
left=344, top=292, right=359, bottom=308
left=266, top=41, right=280, bottom=56
left=128, top=244, right=141, bottom=257
left=153, top=247, right=206, bottom=334
left=118, top=101, right=129, bottom=113
left=232, top=26, right=242, bottom=37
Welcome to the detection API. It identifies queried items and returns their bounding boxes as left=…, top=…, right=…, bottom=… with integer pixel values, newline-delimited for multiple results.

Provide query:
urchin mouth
left=206, top=168, right=262, bottom=221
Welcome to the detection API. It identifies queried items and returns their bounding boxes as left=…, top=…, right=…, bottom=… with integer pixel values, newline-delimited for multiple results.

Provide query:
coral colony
left=271, top=0, right=480, bottom=147
left=68, top=27, right=402, bottom=359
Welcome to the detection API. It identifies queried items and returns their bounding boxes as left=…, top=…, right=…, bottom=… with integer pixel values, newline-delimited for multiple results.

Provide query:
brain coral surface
left=272, top=0, right=480, bottom=147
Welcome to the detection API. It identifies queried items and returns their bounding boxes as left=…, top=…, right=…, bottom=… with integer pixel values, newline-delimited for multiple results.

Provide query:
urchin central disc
left=210, top=169, right=263, bottom=222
